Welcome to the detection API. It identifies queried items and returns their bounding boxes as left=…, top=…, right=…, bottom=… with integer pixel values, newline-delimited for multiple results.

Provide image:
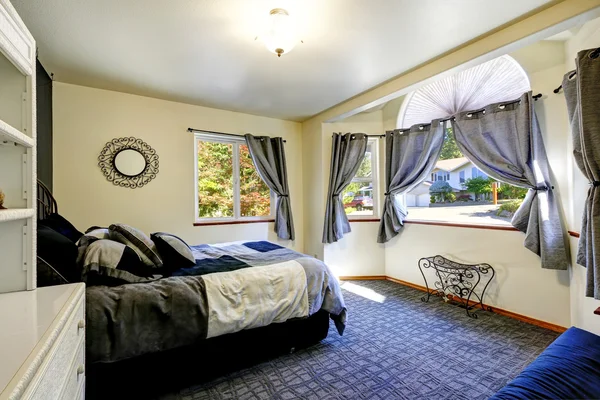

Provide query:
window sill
left=194, top=219, right=275, bottom=227
left=346, top=219, right=581, bottom=237
left=404, top=219, right=518, bottom=231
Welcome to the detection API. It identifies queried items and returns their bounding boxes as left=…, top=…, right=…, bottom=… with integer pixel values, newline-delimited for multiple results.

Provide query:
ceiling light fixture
left=261, top=8, right=299, bottom=57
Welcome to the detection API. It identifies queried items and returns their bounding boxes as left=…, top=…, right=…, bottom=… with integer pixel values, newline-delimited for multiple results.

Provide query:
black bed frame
left=36, top=180, right=331, bottom=399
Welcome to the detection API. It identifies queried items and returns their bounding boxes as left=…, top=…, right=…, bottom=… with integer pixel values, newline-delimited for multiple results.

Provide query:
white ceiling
left=13, top=0, right=552, bottom=121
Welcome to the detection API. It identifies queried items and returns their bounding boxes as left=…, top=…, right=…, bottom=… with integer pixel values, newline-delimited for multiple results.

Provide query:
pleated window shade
left=397, top=55, right=531, bottom=129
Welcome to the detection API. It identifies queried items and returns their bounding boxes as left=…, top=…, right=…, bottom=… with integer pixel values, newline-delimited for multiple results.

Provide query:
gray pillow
left=81, top=240, right=159, bottom=286
left=151, top=232, right=196, bottom=270
left=76, top=228, right=112, bottom=266
left=109, top=224, right=163, bottom=268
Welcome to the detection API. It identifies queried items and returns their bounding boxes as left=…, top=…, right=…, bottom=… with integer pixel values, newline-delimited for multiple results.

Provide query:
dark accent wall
left=36, top=60, right=52, bottom=191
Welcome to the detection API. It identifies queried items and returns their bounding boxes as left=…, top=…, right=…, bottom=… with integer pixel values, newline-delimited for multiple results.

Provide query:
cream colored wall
left=323, top=112, right=386, bottom=276
left=310, top=31, right=583, bottom=328
left=382, top=96, right=404, bottom=132
left=381, top=50, right=573, bottom=328
left=384, top=225, right=571, bottom=327
left=301, top=117, right=324, bottom=259
left=53, top=82, right=304, bottom=251
left=564, top=18, right=600, bottom=333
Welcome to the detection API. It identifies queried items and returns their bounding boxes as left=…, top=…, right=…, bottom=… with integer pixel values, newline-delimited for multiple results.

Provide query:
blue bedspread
left=491, top=326, right=600, bottom=399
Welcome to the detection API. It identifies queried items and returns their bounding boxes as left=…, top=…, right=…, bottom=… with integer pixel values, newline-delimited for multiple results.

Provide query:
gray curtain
left=562, top=48, right=600, bottom=298
left=322, top=133, right=368, bottom=244
left=377, top=121, right=445, bottom=243
left=451, top=91, right=569, bottom=270
left=244, top=134, right=294, bottom=240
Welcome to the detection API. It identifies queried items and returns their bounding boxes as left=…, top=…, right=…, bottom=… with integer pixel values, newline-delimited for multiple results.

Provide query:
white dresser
left=0, top=284, right=86, bottom=400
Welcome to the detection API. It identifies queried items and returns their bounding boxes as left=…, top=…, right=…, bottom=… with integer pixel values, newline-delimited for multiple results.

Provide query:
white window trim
left=347, top=138, right=380, bottom=220
left=194, top=132, right=275, bottom=223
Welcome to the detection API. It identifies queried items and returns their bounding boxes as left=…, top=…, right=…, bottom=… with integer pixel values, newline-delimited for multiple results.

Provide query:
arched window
left=398, top=55, right=531, bottom=226
left=397, top=55, right=530, bottom=129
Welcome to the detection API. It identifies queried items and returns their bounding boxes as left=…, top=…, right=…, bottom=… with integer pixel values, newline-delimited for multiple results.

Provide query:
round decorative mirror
left=114, top=149, right=147, bottom=177
left=98, top=137, right=159, bottom=188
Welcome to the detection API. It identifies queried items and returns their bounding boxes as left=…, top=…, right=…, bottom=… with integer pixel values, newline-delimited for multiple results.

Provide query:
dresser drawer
left=24, top=294, right=85, bottom=400
left=58, top=340, right=85, bottom=400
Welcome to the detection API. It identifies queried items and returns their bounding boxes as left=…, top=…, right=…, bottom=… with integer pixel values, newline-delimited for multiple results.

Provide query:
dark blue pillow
left=39, top=213, right=83, bottom=243
left=243, top=241, right=283, bottom=253
left=37, top=225, right=79, bottom=283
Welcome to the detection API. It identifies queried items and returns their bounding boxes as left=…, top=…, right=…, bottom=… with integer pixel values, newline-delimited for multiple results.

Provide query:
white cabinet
left=0, top=0, right=36, bottom=293
left=0, top=283, right=86, bottom=400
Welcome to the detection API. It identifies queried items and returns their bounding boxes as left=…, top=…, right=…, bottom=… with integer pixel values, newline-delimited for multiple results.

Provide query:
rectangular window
left=195, top=133, right=273, bottom=222
left=459, top=170, right=465, bottom=183
left=341, top=139, right=379, bottom=218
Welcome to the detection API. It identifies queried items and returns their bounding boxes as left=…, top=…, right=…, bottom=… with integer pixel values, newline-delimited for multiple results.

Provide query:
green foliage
left=446, top=192, right=456, bottom=203
left=342, top=182, right=363, bottom=205
left=345, top=207, right=357, bottom=214
left=239, top=145, right=271, bottom=217
left=354, top=151, right=372, bottom=179
left=497, top=184, right=528, bottom=200
left=429, top=181, right=453, bottom=202
left=429, top=181, right=453, bottom=194
left=439, top=127, right=464, bottom=160
left=497, top=199, right=523, bottom=216
left=197, top=142, right=270, bottom=218
left=463, top=177, right=494, bottom=198
left=430, top=195, right=436, bottom=204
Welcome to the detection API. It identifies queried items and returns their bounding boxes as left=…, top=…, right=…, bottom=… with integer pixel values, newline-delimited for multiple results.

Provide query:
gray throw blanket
left=86, top=241, right=346, bottom=363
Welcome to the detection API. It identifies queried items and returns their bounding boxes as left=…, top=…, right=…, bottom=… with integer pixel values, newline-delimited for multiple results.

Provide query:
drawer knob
left=77, top=320, right=85, bottom=330
left=77, top=365, right=85, bottom=376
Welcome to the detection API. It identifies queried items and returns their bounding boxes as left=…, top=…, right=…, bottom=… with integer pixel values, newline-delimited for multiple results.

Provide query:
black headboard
left=37, top=179, right=57, bottom=220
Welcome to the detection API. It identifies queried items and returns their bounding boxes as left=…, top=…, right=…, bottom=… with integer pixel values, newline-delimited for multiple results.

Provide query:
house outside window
left=472, top=167, right=488, bottom=179
left=341, top=139, right=379, bottom=218
left=194, top=132, right=274, bottom=223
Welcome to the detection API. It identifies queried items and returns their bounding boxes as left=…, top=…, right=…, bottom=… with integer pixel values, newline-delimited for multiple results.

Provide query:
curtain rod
left=554, top=47, right=600, bottom=93
left=367, top=93, right=544, bottom=137
left=187, top=127, right=286, bottom=143
left=553, top=71, right=576, bottom=94
left=390, top=92, right=544, bottom=131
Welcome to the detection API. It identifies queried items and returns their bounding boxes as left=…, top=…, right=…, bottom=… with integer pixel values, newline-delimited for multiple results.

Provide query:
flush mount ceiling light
left=260, top=8, right=300, bottom=57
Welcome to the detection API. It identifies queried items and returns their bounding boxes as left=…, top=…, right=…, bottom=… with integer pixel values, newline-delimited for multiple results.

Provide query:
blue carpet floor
left=161, top=280, right=560, bottom=400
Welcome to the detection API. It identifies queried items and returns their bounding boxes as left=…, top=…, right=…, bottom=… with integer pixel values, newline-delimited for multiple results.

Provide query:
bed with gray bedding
left=86, top=240, right=346, bottom=364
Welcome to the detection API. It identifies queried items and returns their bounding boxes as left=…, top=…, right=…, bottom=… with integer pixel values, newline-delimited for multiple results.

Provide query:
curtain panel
left=322, top=133, right=368, bottom=244
left=562, top=48, right=600, bottom=298
left=244, top=134, right=295, bottom=240
left=377, top=121, right=445, bottom=243
left=451, top=91, right=569, bottom=270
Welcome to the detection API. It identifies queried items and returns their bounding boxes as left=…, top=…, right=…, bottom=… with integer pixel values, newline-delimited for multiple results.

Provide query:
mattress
left=491, top=326, right=600, bottom=399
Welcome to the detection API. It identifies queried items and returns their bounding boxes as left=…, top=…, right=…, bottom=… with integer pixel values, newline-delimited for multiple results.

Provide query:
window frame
left=194, top=132, right=275, bottom=224
left=345, top=138, right=380, bottom=220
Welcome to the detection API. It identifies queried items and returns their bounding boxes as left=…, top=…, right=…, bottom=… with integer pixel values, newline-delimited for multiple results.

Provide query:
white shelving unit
left=0, top=0, right=36, bottom=293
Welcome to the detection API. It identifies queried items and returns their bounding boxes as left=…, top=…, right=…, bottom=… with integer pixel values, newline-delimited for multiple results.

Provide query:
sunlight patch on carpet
left=340, top=281, right=386, bottom=303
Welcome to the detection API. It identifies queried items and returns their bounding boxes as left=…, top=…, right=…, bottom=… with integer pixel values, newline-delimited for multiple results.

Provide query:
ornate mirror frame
left=98, top=137, right=159, bottom=188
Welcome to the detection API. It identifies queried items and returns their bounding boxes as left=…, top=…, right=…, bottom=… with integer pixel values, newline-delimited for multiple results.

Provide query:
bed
left=36, top=181, right=346, bottom=398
